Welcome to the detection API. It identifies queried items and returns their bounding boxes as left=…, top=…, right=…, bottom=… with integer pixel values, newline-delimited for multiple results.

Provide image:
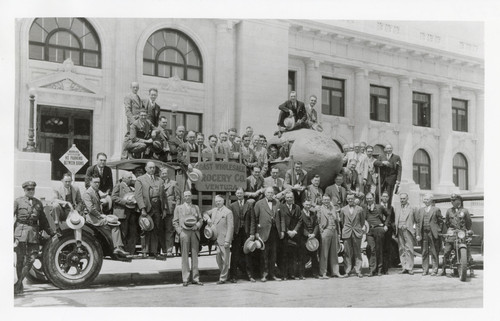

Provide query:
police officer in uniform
left=14, top=181, right=55, bottom=295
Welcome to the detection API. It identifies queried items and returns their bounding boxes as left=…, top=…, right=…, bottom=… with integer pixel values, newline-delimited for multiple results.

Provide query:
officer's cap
left=450, top=193, right=462, bottom=201
left=22, top=181, right=37, bottom=189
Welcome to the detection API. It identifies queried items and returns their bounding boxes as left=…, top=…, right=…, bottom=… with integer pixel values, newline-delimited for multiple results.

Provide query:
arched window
left=29, top=18, right=101, bottom=68
left=143, top=29, right=203, bottom=83
left=413, top=149, right=431, bottom=190
left=453, top=153, right=469, bottom=190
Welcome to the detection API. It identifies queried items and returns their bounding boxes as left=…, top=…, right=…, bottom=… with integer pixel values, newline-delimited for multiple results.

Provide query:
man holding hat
left=229, top=187, right=256, bottom=282
left=160, top=167, right=181, bottom=257
left=51, top=173, right=84, bottom=227
left=317, top=195, right=344, bottom=279
left=83, top=176, right=129, bottom=257
left=279, top=192, right=302, bottom=280
left=150, top=115, right=171, bottom=161
left=441, top=193, right=473, bottom=277
left=204, top=195, right=234, bottom=284
left=296, top=200, right=319, bottom=279
left=112, top=171, right=138, bottom=255
left=275, top=91, right=307, bottom=138
left=173, top=191, right=204, bottom=286
left=14, top=181, right=55, bottom=294
left=340, top=193, right=366, bottom=278
left=135, top=161, right=164, bottom=258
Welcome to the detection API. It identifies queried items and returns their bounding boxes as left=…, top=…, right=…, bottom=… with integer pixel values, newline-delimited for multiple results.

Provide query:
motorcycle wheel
left=459, top=247, right=468, bottom=282
left=26, top=257, right=49, bottom=284
left=42, top=232, right=103, bottom=290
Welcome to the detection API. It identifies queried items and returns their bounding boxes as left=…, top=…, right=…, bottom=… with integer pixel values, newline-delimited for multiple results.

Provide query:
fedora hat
left=187, top=168, right=203, bottom=182
left=203, top=225, right=217, bottom=240
left=283, top=116, right=295, bottom=130
left=243, top=237, right=257, bottom=254
left=306, top=237, right=319, bottom=252
left=139, top=215, right=154, bottom=231
left=100, top=195, right=113, bottom=211
left=254, top=235, right=266, bottom=251
left=184, top=216, right=198, bottom=228
left=123, top=192, right=137, bottom=209
left=66, top=210, right=85, bottom=229
left=105, top=214, right=121, bottom=226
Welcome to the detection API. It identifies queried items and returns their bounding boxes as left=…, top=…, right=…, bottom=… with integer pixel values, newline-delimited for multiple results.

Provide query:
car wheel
left=42, top=231, right=103, bottom=290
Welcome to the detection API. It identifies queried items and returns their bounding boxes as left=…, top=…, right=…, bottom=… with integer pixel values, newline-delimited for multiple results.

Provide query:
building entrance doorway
left=36, top=105, right=93, bottom=181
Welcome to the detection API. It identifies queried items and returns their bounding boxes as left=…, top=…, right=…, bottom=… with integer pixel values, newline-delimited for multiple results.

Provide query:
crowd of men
left=13, top=84, right=474, bottom=293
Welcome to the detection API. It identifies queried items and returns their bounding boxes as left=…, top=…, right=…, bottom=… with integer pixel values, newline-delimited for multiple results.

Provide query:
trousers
left=216, top=243, right=231, bottom=282
left=180, top=229, right=200, bottom=283
left=230, top=227, right=252, bottom=279
left=343, top=235, right=362, bottom=274
left=366, top=227, right=385, bottom=274
left=397, top=229, right=415, bottom=271
left=421, top=230, right=439, bottom=273
left=319, top=229, right=339, bottom=276
left=261, top=225, right=279, bottom=277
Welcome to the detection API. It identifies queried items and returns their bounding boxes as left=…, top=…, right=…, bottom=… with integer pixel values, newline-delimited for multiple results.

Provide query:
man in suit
left=325, top=174, right=347, bottom=208
left=251, top=187, right=285, bottom=282
left=365, top=145, right=378, bottom=197
left=222, top=128, right=241, bottom=159
left=348, top=143, right=369, bottom=194
left=394, top=193, right=420, bottom=275
left=303, top=175, right=323, bottom=208
left=279, top=192, right=302, bottom=280
left=135, top=161, right=164, bottom=258
left=364, top=193, right=390, bottom=276
left=173, top=190, right=204, bottom=286
left=317, top=194, right=344, bottom=279
left=14, top=181, right=55, bottom=295
left=168, top=125, right=185, bottom=162
left=304, top=94, right=322, bottom=131
left=83, top=176, right=128, bottom=256
left=276, top=91, right=307, bottom=137
left=111, top=171, right=138, bottom=255
left=123, top=109, right=154, bottom=159
left=196, top=133, right=207, bottom=152
left=295, top=200, right=319, bottom=279
left=264, top=166, right=290, bottom=201
left=416, top=193, right=443, bottom=276
left=51, top=173, right=84, bottom=226
left=245, top=166, right=265, bottom=201
left=380, top=190, right=396, bottom=274
left=85, top=152, right=113, bottom=208
left=202, top=134, right=226, bottom=161
left=181, top=130, right=200, bottom=167
left=284, top=161, right=307, bottom=206
left=160, top=167, right=181, bottom=257
left=240, top=134, right=258, bottom=175
left=342, top=159, right=360, bottom=195
left=204, top=195, right=234, bottom=284
left=151, top=116, right=171, bottom=161
left=340, top=193, right=366, bottom=278
left=124, top=81, right=143, bottom=132
left=229, top=188, right=256, bottom=282
left=373, top=144, right=402, bottom=206
left=142, top=88, right=161, bottom=127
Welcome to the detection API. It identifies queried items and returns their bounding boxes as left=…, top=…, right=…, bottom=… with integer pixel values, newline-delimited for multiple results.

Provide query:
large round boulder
left=267, top=129, right=343, bottom=188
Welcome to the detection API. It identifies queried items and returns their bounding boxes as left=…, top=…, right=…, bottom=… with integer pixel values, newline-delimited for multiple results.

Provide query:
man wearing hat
left=204, top=195, right=234, bottom=284
left=279, top=192, right=302, bottom=280
left=51, top=173, right=84, bottom=226
left=229, top=187, right=257, bottom=282
left=82, top=176, right=129, bottom=257
left=135, top=161, right=164, bottom=258
left=441, top=193, right=473, bottom=277
left=251, top=187, right=285, bottom=282
left=111, top=171, right=138, bottom=255
left=318, top=195, right=344, bottom=279
left=296, top=200, right=319, bottom=279
left=340, top=193, right=366, bottom=278
left=173, top=191, right=204, bottom=286
left=160, top=167, right=181, bottom=257
left=275, top=91, right=307, bottom=138
left=14, top=181, right=55, bottom=294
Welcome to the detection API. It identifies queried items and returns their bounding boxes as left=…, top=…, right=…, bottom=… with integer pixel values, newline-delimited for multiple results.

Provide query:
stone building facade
left=14, top=18, right=483, bottom=199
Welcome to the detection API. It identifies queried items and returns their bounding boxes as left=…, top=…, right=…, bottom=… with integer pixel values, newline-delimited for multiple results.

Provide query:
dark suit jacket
left=278, top=100, right=307, bottom=125
left=168, top=135, right=184, bottom=158
left=135, top=174, right=163, bottom=213
left=182, top=142, right=200, bottom=164
left=111, top=181, right=134, bottom=219
left=229, top=200, right=254, bottom=236
left=373, top=153, right=402, bottom=185
left=142, top=99, right=161, bottom=127
left=85, top=165, right=113, bottom=194
left=341, top=167, right=359, bottom=192
left=285, top=169, right=308, bottom=186
left=296, top=210, right=319, bottom=239
left=324, top=184, right=347, bottom=207
left=340, top=205, right=365, bottom=239
left=417, top=206, right=443, bottom=239
left=251, top=198, right=285, bottom=242
left=280, top=203, right=302, bottom=243
left=52, top=183, right=83, bottom=211
left=160, top=179, right=181, bottom=215
left=82, top=187, right=106, bottom=226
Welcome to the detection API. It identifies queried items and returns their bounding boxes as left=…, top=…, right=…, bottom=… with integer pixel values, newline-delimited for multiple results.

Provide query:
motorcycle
left=441, top=229, right=475, bottom=282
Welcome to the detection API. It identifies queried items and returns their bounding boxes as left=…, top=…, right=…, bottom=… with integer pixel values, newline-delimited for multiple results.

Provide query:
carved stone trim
left=41, top=78, right=94, bottom=93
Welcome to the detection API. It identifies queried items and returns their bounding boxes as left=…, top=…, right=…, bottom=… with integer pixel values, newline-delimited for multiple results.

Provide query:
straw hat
left=243, top=237, right=257, bottom=254
left=139, top=215, right=154, bottom=231
left=254, top=235, right=266, bottom=251
left=184, top=216, right=198, bottom=228
left=305, top=237, right=319, bottom=252
left=187, top=168, right=203, bottom=182
left=203, top=225, right=217, bottom=240
left=123, top=192, right=137, bottom=209
left=283, top=116, right=295, bottom=130
left=105, top=215, right=121, bottom=226
left=66, top=210, right=85, bottom=229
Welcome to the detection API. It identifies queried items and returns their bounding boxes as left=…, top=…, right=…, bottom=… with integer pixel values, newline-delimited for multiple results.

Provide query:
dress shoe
left=261, top=277, right=267, bottom=282
left=357, top=273, right=363, bottom=278
left=422, top=272, right=428, bottom=276
left=332, top=274, right=345, bottom=278
left=320, top=274, right=329, bottom=279
left=270, top=276, right=281, bottom=281
left=430, top=272, right=437, bottom=276
left=113, top=247, right=130, bottom=256
left=440, top=270, right=447, bottom=277
left=299, top=276, right=305, bottom=280
left=289, top=276, right=296, bottom=280
left=408, top=270, right=414, bottom=275
left=229, top=278, right=237, bottom=283
left=182, top=282, right=188, bottom=287
left=399, top=269, right=408, bottom=274
left=216, top=280, right=225, bottom=285
left=377, top=272, right=382, bottom=277
left=282, top=277, right=287, bottom=281
left=313, top=274, right=319, bottom=279
left=249, top=276, right=256, bottom=282
left=192, top=281, right=204, bottom=286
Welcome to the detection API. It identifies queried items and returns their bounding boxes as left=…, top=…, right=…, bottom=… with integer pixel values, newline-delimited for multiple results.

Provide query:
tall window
left=29, top=18, right=101, bottom=68
left=453, top=153, right=469, bottom=190
left=452, top=99, right=468, bottom=132
left=370, top=85, right=390, bottom=122
left=322, top=77, right=345, bottom=116
left=159, top=109, right=202, bottom=136
left=413, top=149, right=431, bottom=190
left=288, top=70, right=296, bottom=93
left=413, top=92, right=431, bottom=127
left=143, top=29, right=203, bottom=82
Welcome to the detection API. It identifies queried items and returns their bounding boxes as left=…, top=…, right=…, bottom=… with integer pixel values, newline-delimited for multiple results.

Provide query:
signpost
left=195, top=161, right=247, bottom=192
left=59, top=144, right=89, bottom=181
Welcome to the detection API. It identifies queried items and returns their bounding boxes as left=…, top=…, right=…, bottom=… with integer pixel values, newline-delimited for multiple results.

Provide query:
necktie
left=28, top=198, right=33, bottom=206
left=274, top=179, right=277, bottom=186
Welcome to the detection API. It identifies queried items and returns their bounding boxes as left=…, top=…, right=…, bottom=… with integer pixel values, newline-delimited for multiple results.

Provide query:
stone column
left=305, top=58, right=321, bottom=121
left=474, top=91, right=484, bottom=191
left=353, top=68, right=370, bottom=142
left=214, top=20, right=236, bottom=133
left=437, top=84, right=458, bottom=193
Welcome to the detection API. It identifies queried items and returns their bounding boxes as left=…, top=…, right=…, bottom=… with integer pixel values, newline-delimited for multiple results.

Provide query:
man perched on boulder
left=275, top=91, right=307, bottom=138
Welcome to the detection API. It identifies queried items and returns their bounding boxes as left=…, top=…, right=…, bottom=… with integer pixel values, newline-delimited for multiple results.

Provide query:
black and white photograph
left=3, top=0, right=498, bottom=318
